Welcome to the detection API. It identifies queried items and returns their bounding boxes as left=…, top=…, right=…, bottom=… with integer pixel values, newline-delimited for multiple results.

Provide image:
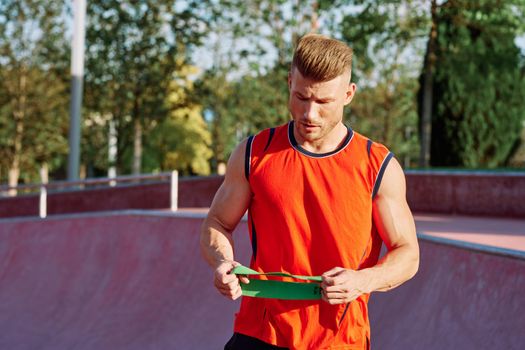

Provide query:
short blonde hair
left=291, top=34, right=353, bottom=82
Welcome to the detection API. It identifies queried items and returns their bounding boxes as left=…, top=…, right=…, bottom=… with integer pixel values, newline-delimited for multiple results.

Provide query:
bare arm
left=322, top=158, right=420, bottom=304
left=200, top=139, right=252, bottom=300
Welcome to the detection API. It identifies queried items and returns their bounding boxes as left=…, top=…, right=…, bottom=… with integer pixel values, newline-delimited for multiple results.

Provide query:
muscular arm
left=322, top=158, right=420, bottom=303
left=200, top=139, right=252, bottom=300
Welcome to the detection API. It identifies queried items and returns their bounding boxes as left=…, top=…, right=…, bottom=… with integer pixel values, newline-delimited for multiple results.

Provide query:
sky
left=62, top=3, right=525, bottom=79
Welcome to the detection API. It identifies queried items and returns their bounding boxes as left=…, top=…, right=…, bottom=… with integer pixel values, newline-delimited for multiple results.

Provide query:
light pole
left=67, top=0, right=86, bottom=181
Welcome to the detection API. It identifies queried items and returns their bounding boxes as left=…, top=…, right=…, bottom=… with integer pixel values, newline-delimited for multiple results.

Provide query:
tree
left=194, top=0, right=324, bottom=170
left=429, top=0, right=525, bottom=167
left=0, top=0, right=69, bottom=188
left=194, top=70, right=237, bottom=171
left=229, top=63, right=291, bottom=137
left=145, top=63, right=212, bottom=175
left=339, top=0, right=428, bottom=166
left=84, top=0, right=210, bottom=175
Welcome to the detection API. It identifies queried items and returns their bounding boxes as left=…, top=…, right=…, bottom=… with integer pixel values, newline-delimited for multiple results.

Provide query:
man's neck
left=294, top=122, right=348, bottom=154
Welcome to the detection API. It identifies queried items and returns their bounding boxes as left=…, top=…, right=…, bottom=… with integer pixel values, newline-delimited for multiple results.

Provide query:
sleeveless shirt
left=233, top=121, right=393, bottom=350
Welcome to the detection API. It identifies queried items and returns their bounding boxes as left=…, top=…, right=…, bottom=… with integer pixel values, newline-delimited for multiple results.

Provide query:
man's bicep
left=372, top=158, right=417, bottom=251
left=207, top=140, right=252, bottom=232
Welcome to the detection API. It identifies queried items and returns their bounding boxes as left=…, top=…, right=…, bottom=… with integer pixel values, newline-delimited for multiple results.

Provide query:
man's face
left=288, top=68, right=356, bottom=143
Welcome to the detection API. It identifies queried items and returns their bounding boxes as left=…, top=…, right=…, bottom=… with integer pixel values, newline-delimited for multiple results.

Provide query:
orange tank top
left=234, top=121, right=392, bottom=350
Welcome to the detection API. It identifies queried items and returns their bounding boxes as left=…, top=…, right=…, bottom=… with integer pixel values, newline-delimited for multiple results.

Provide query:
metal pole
left=67, top=0, right=87, bottom=181
left=108, top=118, right=117, bottom=186
left=170, top=171, right=178, bottom=211
left=39, top=164, right=48, bottom=219
left=39, top=187, right=47, bottom=219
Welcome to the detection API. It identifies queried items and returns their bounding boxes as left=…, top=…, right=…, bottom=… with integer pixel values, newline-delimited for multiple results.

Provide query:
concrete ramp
left=0, top=212, right=252, bottom=350
left=0, top=211, right=523, bottom=349
left=369, top=234, right=525, bottom=349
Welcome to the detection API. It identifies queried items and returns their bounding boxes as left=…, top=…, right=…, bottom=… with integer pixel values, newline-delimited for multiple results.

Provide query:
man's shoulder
left=350, top=129, right=390, bottom=152
left=251, top=122, right=289, bottom=138
left=248, top=122, right=290, bottom=151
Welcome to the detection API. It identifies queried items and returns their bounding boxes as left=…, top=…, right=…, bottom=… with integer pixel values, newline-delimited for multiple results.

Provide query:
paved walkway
left=414, top=213, right=525, bottom=251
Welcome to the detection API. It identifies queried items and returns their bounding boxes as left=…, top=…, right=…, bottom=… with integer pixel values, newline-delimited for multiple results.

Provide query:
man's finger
left=216, top=283, right=241, bottom=299
left=215, top=277, right=239, bottom=290
left=322, top=274, right=345, bottom=286
left=217, top=272, right=237, bottom=284
left=238, top=275, right=250, bottom=284
left=324, top=291, right=347, bottom=299
left=322, top=266, right=345, bottom=277
left=322, top=293, right=344, bottom=305
left=323, top=285, right=348, bottom=294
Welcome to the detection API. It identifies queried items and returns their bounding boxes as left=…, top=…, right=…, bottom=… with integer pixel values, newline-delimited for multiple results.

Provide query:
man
left=200, top=34, right=419, bottom=350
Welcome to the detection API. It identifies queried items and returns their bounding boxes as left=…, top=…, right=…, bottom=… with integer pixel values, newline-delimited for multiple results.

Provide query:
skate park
left=0, top=171, right=524, bottom=349
left=2, top=1, right=525, bottom=347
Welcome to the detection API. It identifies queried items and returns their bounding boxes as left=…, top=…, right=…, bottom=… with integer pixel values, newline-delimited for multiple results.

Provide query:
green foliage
left=430, top=0, right=525, bottom=167
left=194, top=0, right=322, bottom=168
left=84, top=0, right=211, bottom=175
left=194, top=70, right=237, bottom=168
left=0, top=0, right=69, bottom=183
left=195, top=64, right=290, bottom=170
left=340, top=0, right=427, bottom=165
left=145, top=64, right=212, bottom=175
left=348, top=74, right=420, bottom=167
left=230, top=63, right=291, bottom=135
left=2, top=0, right=525, bottom=186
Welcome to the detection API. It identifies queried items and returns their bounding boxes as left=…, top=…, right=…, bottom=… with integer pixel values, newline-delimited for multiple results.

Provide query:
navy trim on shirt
left=288, top=121, right=353, bottom=158
left=372, top=152, right=394, bottom=199
left=245, top=135, right=255, bottom=180
left=366, top=139, right=372, bottom=158
left=263, top=128, right=276, bottom=152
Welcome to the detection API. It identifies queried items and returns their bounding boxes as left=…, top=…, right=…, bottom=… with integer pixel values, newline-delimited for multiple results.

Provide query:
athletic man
left=200, top=34, right=420, bottom=350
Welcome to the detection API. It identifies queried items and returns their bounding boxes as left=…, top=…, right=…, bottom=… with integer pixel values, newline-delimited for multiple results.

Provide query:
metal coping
left=0, top=209, right=209, bottom=223
left=0, top=174, right=222, bottom=195
left=0, top=174, right=223, bottom=200
left=405, top=169, right=525, bottom=177
left=1, top=210, right=523, bottom=260
left=0, top=180, right=170, bottom=199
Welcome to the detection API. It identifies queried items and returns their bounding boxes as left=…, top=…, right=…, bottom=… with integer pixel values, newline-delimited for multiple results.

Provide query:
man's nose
left=303, top=102, right=318, bottom=120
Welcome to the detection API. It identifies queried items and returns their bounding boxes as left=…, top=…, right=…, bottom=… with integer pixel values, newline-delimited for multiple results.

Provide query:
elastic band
left=232, top=265, right=322, bottom=300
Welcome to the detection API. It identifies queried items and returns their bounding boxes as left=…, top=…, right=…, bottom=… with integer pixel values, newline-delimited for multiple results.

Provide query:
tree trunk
left=310, top=1, right=319, bottom=32
left=132, top=117, right=142, bottom=175
left=8, top=70, right=27, bottom=196
left=40, top=163, right=48, bottom=184
left=8, top=113, right=24, bottom=195
left=8, top=164, right=20, bottom=196
left=419, top=0, right=438, bottom=168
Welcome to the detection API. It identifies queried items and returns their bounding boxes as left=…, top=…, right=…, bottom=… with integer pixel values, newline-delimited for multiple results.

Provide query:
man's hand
left=214, top=261, right=250, bottom=300
left=321, top=267, right=369, bottom=305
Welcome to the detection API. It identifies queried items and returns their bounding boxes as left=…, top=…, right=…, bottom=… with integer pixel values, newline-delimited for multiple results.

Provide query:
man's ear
left=344, top=83, right=357, bottom=105
left=288, top=71, right=292, bottom=90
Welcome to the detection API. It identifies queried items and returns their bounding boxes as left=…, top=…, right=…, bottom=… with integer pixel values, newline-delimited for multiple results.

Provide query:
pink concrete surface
left=368, top=237, right=525, bottom=349
left=0, top=211, right=523, bottom=349
left=0, top=176, right=224, bottom=219
left=1, top=172, right=524, bottom=219
left=0, top=194, right=39, bottom=218
left=415, top=213, right=525, bottom=251
left=0, top=213, right=251, bottom=349
left=405, top=172, right=525, bottom=218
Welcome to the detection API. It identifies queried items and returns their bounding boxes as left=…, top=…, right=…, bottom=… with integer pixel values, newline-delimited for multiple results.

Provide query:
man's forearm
left=360, top=243, right=419, bottom=293
left=200, top=217, right=236, bottom=269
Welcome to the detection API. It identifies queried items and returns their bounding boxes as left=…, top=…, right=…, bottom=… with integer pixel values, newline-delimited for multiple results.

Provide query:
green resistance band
left=232, top=265, right=322, bottom=300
